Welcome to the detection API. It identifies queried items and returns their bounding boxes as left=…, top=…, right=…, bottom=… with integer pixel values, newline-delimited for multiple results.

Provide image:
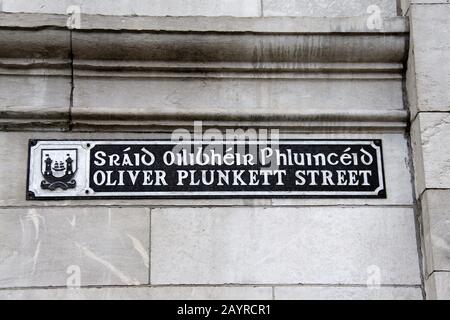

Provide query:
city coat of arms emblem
left=41, top=149, right=77, bottom=190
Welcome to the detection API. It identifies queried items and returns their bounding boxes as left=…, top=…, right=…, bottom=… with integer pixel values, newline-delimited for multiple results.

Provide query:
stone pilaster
left=405, top=1, right=450, bottom=299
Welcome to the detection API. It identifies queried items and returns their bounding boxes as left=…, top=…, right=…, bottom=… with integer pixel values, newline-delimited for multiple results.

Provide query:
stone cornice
left=0, top=13, right=408, bottom=70
left=0, top=13, right=409, bottom=131
left=0, top=12, right=408, bottom=33
left=0, top=105, right=407, bottom=133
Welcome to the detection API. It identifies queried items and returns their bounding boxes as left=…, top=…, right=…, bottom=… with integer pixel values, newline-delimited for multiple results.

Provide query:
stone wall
left=0, top=0, right=428, bottom=300
left=403, top=0, right=450, bottom=300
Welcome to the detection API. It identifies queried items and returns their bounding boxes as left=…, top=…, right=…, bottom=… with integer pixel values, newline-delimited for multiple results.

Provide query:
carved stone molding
left=0, top=13, right=409, bottom=131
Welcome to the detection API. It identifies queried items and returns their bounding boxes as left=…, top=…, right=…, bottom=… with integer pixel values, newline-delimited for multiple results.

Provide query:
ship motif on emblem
left=41, top=149, right=77, bottom=190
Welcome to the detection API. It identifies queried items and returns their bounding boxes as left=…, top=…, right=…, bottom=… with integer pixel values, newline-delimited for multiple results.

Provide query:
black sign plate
left=27, top=140, right=386, bottom=200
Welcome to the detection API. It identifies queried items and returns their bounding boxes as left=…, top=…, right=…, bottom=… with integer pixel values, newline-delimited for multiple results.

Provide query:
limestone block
left=0, top=75, right=70, bottom=130
left=0, top=207, right=149, bottom=288
left=274, top=286, right=422, bottom=300
left=74, top=15, right=408, bottom=33
left=69, top=16, right=407, bottom=129
left=0, top=75, right=69, bottom=107
left=1, top=0, right=261, bottom=17
left=151, top=207, right=421, bottom=285
left=263, top=0, right=397, bottom=17
left=0, top=28, right=71, bottom=129
left=411, top=112, right=450, bottom=196
left=426, top=272, right=450, bottom=300
left=0, top=29, right=69, bottom=59
left=0, top=286, right=272, bottom=300
left=0, top=132, right=413, bottom=207
left=0, top=12, right=67, bottom=28
left=73, top=78, right=404, bottom=120
left=0, top=14, right=408, bottom=130
left=421, top=190, right=450, bottom=276
left=400, top=1, right=450, bottom=16
left=72, top=29, right=407, bottom=63
left=408, top=4, right=450, bottom=118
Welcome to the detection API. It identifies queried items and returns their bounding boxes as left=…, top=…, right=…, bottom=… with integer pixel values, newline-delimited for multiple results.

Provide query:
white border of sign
left=27, top=140, right=385, bottom=199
